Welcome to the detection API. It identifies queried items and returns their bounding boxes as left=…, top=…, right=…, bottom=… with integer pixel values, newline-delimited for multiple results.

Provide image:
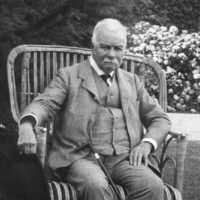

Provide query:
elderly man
left=18, top=18, right=171, bottom=200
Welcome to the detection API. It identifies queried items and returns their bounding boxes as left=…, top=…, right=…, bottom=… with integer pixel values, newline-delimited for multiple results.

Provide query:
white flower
left=140, top=43, right=147, bottom=49
left=166, top=66, right=176, bottom=73
left=183, top=34, right=193, bottom=41
left=172, top=45, right=180, bottom=51
left=192, top=70, right=199, bottom=74
left=163, top=60, right=169, bottom=65
left=178, top=53, right=188, bottom=60
left=182, top=30, right=188, bottom=34
left=173, top=94, right=179, bottom=100
left=160, top=26, right=168, bottom=32
left=193, top=74, right=200, bottom=79
left=169, top=26, right=179, bottom=35
left=131, top=34, right=140, bottom=40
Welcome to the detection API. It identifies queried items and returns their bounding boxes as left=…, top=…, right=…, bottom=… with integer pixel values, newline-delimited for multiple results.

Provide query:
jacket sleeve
left=134, top=75, right=171, bottom=147
left=20, top=67, right=70, bottom=126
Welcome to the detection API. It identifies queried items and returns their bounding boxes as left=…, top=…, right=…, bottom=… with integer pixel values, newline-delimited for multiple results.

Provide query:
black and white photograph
left=0, top=1, right=200, bottom=200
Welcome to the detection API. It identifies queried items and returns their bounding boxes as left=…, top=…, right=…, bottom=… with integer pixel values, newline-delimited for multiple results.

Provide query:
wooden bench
left=7, top=44, right=188, bottom=200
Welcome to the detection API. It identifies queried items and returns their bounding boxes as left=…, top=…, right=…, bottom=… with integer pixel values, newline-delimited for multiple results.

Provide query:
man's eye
left=101, top=46, right=110, bottom=50
left=115, top=47, right=123, bottom=51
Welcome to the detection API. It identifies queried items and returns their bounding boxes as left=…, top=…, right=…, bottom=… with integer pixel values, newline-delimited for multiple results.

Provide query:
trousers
left=58, top=153, right=164, bottom=200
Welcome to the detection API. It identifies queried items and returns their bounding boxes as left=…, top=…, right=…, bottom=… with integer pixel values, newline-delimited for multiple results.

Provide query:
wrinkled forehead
left=96, top=27, right=126, bottom=46
left=97, top=29, right=126, bottom=46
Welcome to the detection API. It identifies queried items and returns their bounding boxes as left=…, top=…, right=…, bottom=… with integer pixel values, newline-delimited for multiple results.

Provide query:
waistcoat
left=91, top=70, right=130, bottom=155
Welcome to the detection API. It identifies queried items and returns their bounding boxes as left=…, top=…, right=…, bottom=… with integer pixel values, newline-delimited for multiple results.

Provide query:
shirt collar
left=89, top=56, right=115, bottom=77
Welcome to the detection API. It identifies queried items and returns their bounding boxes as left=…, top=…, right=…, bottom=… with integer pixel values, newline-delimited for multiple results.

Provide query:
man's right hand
left=18, top=122, right=37, bottom=154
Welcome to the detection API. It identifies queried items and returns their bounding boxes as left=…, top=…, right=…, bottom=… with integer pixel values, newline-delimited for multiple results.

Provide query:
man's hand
left=18, top=122, right=37, bottom=154
left=129, top=142, right=152, bottom=166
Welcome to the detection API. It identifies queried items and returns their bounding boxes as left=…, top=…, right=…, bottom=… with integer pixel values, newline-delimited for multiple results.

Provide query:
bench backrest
left=7, top=44, right=167, bottom=123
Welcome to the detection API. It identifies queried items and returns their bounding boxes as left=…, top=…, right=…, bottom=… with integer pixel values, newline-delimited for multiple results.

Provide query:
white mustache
left=103, top=60, right=117, bottom=65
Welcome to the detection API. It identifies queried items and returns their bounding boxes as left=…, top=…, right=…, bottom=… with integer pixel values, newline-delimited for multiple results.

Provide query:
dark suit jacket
left=21, top=59, right=171, bottom=173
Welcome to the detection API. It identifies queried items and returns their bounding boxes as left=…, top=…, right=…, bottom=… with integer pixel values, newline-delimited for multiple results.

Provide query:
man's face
left=92, top=29, right=126, bottom=74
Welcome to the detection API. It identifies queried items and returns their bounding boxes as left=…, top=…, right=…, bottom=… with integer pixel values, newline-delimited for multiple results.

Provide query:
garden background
left=0, top=0, right=200, bottom=199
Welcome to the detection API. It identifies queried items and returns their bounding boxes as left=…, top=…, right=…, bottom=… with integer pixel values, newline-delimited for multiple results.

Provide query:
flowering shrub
left=127, top=21, right=200, bottom=113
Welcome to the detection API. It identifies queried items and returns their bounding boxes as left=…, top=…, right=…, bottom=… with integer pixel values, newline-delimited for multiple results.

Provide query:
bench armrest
left=160, top=130, right=188, bottom=194
left=35, top=127, right=47, bottom=168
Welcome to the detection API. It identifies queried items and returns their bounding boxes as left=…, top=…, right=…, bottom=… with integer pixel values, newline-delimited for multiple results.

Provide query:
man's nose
left=107, top=48, right=116, bottom=58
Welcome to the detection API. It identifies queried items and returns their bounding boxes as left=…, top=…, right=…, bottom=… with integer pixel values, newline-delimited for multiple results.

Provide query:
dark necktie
left=100, top=74, right=111, bottom=86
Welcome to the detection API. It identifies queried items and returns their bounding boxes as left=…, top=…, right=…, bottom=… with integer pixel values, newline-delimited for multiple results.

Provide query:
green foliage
left=151, top=0, right=200, bottom=31
left=128, top=21, right=200, bottom=113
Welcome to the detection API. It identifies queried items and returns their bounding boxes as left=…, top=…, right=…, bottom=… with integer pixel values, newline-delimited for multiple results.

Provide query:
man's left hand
left=129, top=142, right=152, bottom=166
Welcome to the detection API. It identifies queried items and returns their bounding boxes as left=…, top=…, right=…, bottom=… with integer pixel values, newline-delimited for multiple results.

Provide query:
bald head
left=92, top=18, right=127, bottom=47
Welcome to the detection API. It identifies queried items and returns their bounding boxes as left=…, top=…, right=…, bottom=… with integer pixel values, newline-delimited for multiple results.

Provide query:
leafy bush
left=127, top=21, right=200, bottom=113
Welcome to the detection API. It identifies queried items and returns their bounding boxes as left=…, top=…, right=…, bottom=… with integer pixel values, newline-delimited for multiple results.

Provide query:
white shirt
left=89, top=56, right=114, bottom=87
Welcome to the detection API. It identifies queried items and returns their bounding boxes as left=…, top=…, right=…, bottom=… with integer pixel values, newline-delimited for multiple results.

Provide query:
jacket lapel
left=117, top=68, right=136, bottom=116
left=78, top=60, right=136, bottom=106
left=78, top=59, right=100, bottom=102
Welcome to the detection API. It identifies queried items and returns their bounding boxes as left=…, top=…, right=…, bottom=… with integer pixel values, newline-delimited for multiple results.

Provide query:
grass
left=158, top=140, right=200, bottom=200
left=181, top=140, right=200, bottom=200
